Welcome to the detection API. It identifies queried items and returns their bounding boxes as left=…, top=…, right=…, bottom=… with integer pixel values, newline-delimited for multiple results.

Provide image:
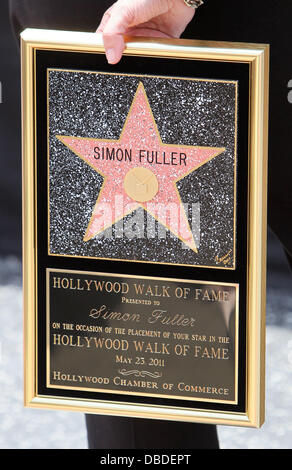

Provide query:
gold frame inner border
left=47, top=68, right=238, bottom=270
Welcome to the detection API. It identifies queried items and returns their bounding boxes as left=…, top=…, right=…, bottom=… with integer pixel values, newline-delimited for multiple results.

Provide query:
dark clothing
left=9, top=0, right=292, bottom=449
left=85, top=415, right=219, bottom=449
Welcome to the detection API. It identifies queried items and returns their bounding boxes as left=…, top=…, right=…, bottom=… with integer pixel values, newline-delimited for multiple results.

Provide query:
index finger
left=101, top=4, right=134, bottom=64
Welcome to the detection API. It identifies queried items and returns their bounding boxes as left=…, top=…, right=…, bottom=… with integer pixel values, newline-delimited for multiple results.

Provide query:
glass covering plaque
left=22, top=29, right=269, bottom=427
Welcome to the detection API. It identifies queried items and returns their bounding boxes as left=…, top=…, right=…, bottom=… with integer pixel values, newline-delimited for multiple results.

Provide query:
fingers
left=96, top=0, right=172, bottom=65
left=96, top=12, right=111, bottom=33
left=101, top=3, right=133, bottom=65
left=96, top=3, right=116, bottom=33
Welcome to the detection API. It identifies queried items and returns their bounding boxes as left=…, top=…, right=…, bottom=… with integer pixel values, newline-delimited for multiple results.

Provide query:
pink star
left=57, top=82, right=225, bottom=251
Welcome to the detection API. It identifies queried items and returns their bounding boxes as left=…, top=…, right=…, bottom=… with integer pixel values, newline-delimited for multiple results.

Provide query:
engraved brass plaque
left=47, top=269, right=238, bottom=404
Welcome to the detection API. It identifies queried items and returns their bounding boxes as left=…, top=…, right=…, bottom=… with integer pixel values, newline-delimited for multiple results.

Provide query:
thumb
left=102, top=4, right=134, bottom=64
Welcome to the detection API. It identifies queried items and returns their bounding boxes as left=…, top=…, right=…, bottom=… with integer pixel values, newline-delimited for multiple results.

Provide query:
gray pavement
left=0, top=240, right=291, bottom=449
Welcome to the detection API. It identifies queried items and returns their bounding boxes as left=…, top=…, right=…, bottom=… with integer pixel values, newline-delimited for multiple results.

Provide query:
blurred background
left=0, top=1, right=291, bottom=449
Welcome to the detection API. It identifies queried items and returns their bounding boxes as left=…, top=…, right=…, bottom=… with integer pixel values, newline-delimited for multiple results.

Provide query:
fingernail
left=106, top=48, right=116, bottom=64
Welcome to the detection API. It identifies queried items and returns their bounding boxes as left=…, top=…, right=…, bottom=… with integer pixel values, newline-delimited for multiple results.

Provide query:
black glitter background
left=48, top=70, right=237, bottom=268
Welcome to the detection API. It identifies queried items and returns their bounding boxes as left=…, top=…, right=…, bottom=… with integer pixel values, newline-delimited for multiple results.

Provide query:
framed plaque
left=21, top=29, right=269, bottom=427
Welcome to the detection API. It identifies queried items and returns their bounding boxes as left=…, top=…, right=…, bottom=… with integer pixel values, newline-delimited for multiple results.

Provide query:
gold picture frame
left=21, top=28, right=269, bottom=427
